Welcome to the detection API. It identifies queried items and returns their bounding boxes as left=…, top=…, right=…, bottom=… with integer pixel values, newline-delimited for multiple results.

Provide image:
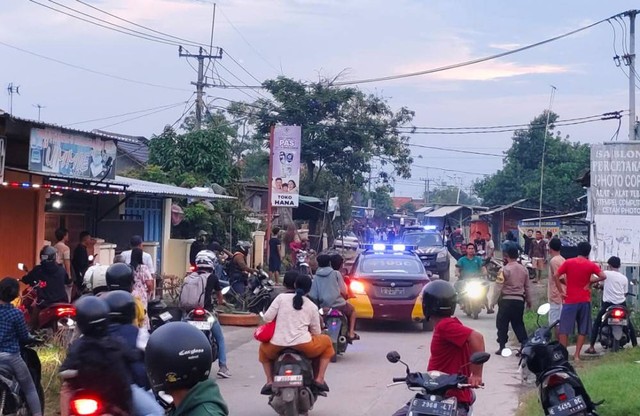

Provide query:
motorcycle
left=503, top=303, right=600, bottom=416
left=222, top=267, right=275, bottom=314
left=268, top=349, right=325, bottom=416
left=17, top=263, right=76, bottom=343
left=597, top=305, right=630, bottom=352
left=459, top=278, right=490, bottom=320
left=517, top=254, right=536, bottom=280
left=295, top=250, right=312, bottom=277
left=182, top=307, right=219, bottom=363
left=483, top=257, right=502, bottom=282
left=147, top=298, right=181, bottom=333
left=387, top=350, right=490, bottom=416
left=0, top=341, right=44, bottom=415
left=319, top=308, right=348, bottom=363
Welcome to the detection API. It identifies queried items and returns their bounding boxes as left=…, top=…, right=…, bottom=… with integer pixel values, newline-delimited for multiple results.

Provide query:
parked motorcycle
left=0, top=340, right=44, bottom=415
left=387, top=350, right=490, bottom=416
left=459, top=278, right=490, bottom=320
left=504, top=303, right=600, bottom=416
left=268, top=349, right=325, bottom=416
left=598, top=305, right=630, bottom=352
left=222, top=267, right=275, bottom=314
left=147, top=298, right=181, bottom=333
left=182, top=307, right=219, bottom=363
left=517, top=254, right=536, bottom=280
left=320, top=308, right=348, bottom=363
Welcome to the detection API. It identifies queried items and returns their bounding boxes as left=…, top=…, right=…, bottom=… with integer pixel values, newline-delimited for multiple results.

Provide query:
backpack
left=178, top=271, right=209, bottom=310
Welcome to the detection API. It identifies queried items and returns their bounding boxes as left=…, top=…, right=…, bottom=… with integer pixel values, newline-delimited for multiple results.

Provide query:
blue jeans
left=211, top=320, right=227, bottom=366
left=0, top=352, right=42, bottom=416
left=131, top=384, right=163, bottom=416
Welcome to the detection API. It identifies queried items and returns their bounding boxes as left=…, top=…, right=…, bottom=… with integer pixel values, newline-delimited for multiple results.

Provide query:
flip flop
left=260, top=384, right=273, bottom=395
left=348, top=333, right=360, bottom=342
left=312, top=381, right=330, bottom=392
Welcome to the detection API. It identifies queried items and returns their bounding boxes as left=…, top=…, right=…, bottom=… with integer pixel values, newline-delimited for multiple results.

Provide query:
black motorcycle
left=182, top=307, right=219, bottom=363
left=505, top=303, right=600, bottom=416
left=320, top=307, right=349, bottom=362
left=222, top=267, right=275, bottom=314
left=147, top=298, right=182, bottom=333
left=387, top=350, right=490, bottom=416
left=598, top=305, right=631, bottom=352
left=0, top=341, right=44, bottom=415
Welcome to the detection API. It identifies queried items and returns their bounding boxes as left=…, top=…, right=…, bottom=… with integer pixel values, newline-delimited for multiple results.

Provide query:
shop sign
left=28, top=127, right=117, bottom=180
left=270, top=125, right=301, bottom=207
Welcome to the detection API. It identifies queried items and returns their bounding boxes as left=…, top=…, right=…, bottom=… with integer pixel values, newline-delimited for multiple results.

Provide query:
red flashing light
left=284, top=369, right=293, bottom=376
left=558, top=393, right=567, bottom=402
left=612, top=309, right=626, bottom=319
left=71, top=397, right=101, bottom=415
left=193, top=308, right=206, bottom=317
left=190, top=265, right=196, bottom=272
left=350, top=280, right=366, bottom=295
left=56, top=306, right=76, bottom=317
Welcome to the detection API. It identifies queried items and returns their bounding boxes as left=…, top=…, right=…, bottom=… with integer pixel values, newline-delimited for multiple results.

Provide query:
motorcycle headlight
left=464, top=281, right=485, bottom=299
left=436, top=251, right=448, bottom=261
left=207, top=315, right=216, bottom=324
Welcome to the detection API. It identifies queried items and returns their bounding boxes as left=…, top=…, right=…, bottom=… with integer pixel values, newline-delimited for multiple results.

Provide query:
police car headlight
left=465, top=281, right=485, bottom=299
left=436, top=251, right=448, bottom=261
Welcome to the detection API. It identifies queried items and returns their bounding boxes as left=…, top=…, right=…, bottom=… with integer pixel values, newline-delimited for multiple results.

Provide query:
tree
left=427, top=187, right=480, bottom=206
left=400, top=201, right=417, bottom=214
left=250, top=77, right=415, bottom=196
left=366, top=185, right=396, bottom=221
left=474, top=111, right=589, bottom=211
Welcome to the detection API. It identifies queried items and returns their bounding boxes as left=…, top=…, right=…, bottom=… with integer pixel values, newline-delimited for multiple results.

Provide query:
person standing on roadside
left=486, top=233, right=495, bottom=259
left=529, top=231, right=547, bottom=284
left=547, top=238, right=565, bottom=338
left=54, top=228, right=73, bottom=301
left=491, top=247, right=532, bottom=354
left=72, top=231, right=94, bottom=291
left=122, top=236, right=155, bottom=275
left=522, top=229, right=534, bottom=257
left=585, top=256, right=637, bottom=354
left=554, top=242, right=606, bottom=361
left=473, top=231, right=486, bottom=256
left=268, top=228, right=282, bottom=283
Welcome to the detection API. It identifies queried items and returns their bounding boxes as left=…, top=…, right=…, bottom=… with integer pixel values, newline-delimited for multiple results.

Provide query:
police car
left=346, top=244, right=433, bottom=331
left=402, top=225, right=450, bottom=281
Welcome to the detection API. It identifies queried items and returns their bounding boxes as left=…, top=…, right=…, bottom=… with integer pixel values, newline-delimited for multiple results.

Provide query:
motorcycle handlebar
left=392, top=377, right=406, bottom=383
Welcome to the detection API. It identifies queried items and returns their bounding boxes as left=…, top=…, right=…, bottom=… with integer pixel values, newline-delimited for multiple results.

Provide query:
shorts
left=548, top=303, right=562, bottom=325
left=334, top=303, right=355, bottom=319
left=559, top=302, right=591, bottom=336
left=258, top=334, right=335, bottom=363
left=268, top=257, right=281, bottom=273
left=533, top=258, right=545, bottom=270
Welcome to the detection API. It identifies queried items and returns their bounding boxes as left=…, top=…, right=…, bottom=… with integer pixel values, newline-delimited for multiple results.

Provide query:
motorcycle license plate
left=547, top=395, right=587, bottom=416
left=409, top=398, right=455, bottom=416
left=608, top=318, right=627, bottom=326
left=187, top=320, right=211, bottom=330
left=159, top=311, right=173, bottom=322
left=381, top=287, right=405, bottom=296
left=273, top=375, right=303, bottom=387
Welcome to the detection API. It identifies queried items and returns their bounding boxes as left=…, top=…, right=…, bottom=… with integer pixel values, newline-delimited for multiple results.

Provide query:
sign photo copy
left=271, top=125, right=301, bottom=207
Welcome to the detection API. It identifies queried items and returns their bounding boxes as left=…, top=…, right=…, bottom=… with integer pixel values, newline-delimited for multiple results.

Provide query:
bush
left=38, top=345, right=66, bottom=415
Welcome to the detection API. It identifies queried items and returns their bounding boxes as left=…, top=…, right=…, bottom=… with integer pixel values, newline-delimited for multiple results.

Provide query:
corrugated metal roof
left=115, top=176, right=235, bottom=200
left=425, top=205, right=464, bottom=217
left=415, top=206, right=434, bottom=213
left=479, top=198, right=529, bottom=216
left=521, top=211, right=587, bottom=222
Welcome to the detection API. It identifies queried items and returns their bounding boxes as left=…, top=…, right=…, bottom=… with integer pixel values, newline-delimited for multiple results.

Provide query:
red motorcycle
left=17, top=263, right=76, bottom=337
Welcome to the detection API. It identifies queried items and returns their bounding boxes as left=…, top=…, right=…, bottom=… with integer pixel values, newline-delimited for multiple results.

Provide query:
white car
left=333, top=231, right=360, bottom=250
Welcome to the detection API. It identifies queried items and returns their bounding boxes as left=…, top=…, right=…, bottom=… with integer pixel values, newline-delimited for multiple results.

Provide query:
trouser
left=0, top=352, right=42, bottom=416
left=496, top=299, right=528, bottom=348
left=131, top=385, right=164, bottom=416
left=211, top=320, right=227, bottom=366
left=392, top=402, right=469, bottom=416
left=590, top=301, right=637, bottom=346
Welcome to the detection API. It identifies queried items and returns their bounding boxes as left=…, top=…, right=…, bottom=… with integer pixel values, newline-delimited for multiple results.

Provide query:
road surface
left=216, top=307, right=526, bottom=415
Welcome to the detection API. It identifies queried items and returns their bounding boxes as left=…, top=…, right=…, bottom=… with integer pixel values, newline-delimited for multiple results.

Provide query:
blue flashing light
left=392, top=244, right=406, bottom=252
left=372, top=243, right=386, bottom=251
left=363, top=244, right=417, bottom=253
left=423, top=225, right=437, bottom=231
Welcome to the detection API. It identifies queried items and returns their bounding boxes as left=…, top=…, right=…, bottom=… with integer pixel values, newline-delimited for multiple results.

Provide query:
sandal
left=260, top=383, right=273, bottom=395
left=348, top=333, right=360, bottom=342
left=312, top=381, right=330, bottom=392
left=584, top=347, right=597, bottom=355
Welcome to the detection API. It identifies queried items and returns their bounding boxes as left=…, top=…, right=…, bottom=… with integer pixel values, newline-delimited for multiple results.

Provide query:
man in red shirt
left=554, top=242, right=606, bottom=361
left=393, top=280, right=485, bottom=416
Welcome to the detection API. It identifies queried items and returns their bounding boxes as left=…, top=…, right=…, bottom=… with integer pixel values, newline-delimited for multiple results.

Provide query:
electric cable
left=407, top=144, right=504, bottom=157
left=97, top=102, right=187, bottom=130
left=65, top=101, right=190, bottom=126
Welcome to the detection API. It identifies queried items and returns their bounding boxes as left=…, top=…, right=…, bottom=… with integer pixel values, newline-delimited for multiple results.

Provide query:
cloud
left=429, top=61, right=571, bottom=81
left=489, top=43, right=522, bottom=50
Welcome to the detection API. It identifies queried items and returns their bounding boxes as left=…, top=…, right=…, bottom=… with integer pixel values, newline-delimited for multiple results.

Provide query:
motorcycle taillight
left=56, top=306, right=76, bottom=317
left=612, top=308, right=626, bottom=319
left=545, top=373, right=568, bottom=388
left=71, top=397, right=102, bottom=415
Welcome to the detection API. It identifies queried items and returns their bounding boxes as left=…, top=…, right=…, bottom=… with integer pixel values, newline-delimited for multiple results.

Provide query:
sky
left=1, top=0, right=638, bottom=200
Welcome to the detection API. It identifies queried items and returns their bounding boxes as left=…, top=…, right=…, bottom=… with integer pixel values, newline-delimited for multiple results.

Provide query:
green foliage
left=241, top=151, right=270, bottom=183
left=368, top=185, right=396, bottom=221
left=400, top=201, right=417, bottom=214
left=474, top=111, right=589, bottom=211
left=427, top=187, right=480, bottom=206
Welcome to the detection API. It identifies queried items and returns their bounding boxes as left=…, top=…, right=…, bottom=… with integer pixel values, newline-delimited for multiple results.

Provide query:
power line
left=216, top=60, right=269, bottom=100
left=0, top=40, right=191, bottom=92
left=412, top=164, right=492, bottom=176
left=171, top=100, right=197, bottom=129
left=330, top=14, right=616, bottom=86
left=224, top=50, right=265, bottom=85
left=97, top=102, right=188, bottom=130
left=65, top=101, right=190, bottom=127
left=408, top=144, right=504, bottom=157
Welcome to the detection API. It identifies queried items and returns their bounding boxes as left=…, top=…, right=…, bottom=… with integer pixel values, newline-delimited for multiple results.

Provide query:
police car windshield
left=360, top=256, right=423, bottom=274
left=402, top=233, right=442, bottom=247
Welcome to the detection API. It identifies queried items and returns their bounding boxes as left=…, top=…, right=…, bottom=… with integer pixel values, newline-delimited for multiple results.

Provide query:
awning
left=521, top=211, right=587, bottom=222
left=115, top=176, right=235, bottom=200
left=425, top=206, right=464, bottom=218
left=415, top=206, right=434, bottom=214
left=479, top=198, right=529, bottom=216
left=299, top=195, right=324, bottom=204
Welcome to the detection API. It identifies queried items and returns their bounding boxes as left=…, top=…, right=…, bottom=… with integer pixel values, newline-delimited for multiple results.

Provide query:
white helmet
left=195, top=250, right=217, bottom=270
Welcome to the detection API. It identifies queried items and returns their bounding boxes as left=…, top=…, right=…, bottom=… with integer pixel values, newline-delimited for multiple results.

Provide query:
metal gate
left=124, top=196, right=163, bottom=271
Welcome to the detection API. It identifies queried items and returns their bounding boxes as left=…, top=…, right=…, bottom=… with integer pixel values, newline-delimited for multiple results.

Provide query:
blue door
left=125, top=196, right=163, bottom=272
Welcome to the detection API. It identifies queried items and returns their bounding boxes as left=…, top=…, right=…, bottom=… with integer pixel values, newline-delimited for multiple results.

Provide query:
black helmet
left=102, top=290, right=136, bottom=325
left=235, top=242, right=250, bottom=256
left=145, top=322, right=212, bottom=393
left=75, top=295, right=110, bottom=337
left=40, top=245, right=57, bottom=264
left=421, top=280, right=457, bottom=320
left=106, top=263, right=134, bottom=292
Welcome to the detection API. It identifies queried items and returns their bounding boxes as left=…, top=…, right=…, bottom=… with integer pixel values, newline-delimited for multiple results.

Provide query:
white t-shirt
left=121, top=250, right=156, bottom=274
left=83, top=264, right=109, bottom=291
left=603, top=270, right=628, bottom=304
left=263, top=293, right=321, bottom=347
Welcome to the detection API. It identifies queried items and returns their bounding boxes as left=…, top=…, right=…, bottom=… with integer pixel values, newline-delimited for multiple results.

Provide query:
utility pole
left=420, top=176, right=432, bottom=204
left=179, top=46, right=223, bottom=130
left=626, top=10, right=638, bottom=140
left=6, top=83, right=20, bottom=115
left=33, top=104, right=46, bottom=121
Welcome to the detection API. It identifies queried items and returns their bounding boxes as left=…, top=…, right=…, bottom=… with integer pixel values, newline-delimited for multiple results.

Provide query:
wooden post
left=265, top=126, right=275, bottom=261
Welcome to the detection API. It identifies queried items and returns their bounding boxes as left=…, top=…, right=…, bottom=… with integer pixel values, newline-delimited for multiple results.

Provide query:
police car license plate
left=547, top=395, right=586, bottom=416
left=381, top=287, right=405, bottom=296
left=409, top=398, right=455, bottom=416
left=187, top=320, right=211, bottom=330
left=159, top=311, right=173, bottom=322
left=273, top=375, right=303, bottom=387
left=608, top=318, right=627, bottom=326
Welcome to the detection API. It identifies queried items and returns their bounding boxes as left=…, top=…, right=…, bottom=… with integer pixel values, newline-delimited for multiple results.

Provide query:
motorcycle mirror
left=500, top=348, right=513, bottom=358
left=537, top=303, right=551, bottom=316
left=88, top=255, right=94, bottom=262
left=17, top=263, right=25, bottom=271
left=318, top=308, right=324, bottom=316
left=386, top=351, right=401, bottom=363
left=469, top=352, right=491, bottom=365
left=221, top=286, right=231, bottom=295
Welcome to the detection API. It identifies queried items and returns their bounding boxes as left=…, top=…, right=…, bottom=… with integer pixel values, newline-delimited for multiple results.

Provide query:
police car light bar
left=364, top=244, right=417, bottom=252
left=423, top=225, right=438, bottom=230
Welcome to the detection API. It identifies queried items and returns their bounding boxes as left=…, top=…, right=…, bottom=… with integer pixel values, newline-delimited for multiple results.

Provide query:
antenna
left=7, top=83, right=20, bottom=115
left=33, top=104, right=46, bottom=121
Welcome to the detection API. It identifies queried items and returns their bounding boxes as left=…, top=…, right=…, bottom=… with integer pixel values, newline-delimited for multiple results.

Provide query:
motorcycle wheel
left=283, top=400, right=298, bottom=416
left=612, top=338, right=621, bottom=353
left=422, top=320, right=433, bottom=332
left=473, top=310, right=479, bottom=320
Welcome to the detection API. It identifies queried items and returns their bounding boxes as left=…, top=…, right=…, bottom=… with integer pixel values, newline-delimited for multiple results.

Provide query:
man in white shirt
left=585, top=256, right=637, bottom=353
left=120, top=235, right=156, bottom=275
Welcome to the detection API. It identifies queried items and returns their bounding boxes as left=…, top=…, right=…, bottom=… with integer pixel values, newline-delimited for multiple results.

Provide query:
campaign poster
left=271, top=125, right=301, bottom=207
left=28, top=127, right=117, bottom=180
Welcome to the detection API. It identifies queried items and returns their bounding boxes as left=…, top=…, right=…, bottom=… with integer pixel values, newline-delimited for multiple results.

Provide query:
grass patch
left=517, top=347, right=640, bottom=416
left=38, top=345, right=66, bottom=415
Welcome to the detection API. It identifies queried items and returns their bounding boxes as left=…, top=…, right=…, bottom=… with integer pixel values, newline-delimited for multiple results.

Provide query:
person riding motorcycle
left=22, top=245, right=72, bottom=327
left=106, top=262, right=146, bottom=328
left=189, top=230, right=209, bottom=267
left=227, top=243, right=257, bottom=295
left=393, top=280, right=486, bottom=416
left=454, top=243, right=494, bottom=314
left=145, top=322, right=229, bottom=416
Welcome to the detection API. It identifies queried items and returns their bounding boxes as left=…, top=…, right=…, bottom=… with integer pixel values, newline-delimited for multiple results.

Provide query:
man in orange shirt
left=547, top=238, right=565, bottom=338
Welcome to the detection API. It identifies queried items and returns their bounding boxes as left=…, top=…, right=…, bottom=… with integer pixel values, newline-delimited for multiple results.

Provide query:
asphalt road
left=216, top=307, right=526, bottom=416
